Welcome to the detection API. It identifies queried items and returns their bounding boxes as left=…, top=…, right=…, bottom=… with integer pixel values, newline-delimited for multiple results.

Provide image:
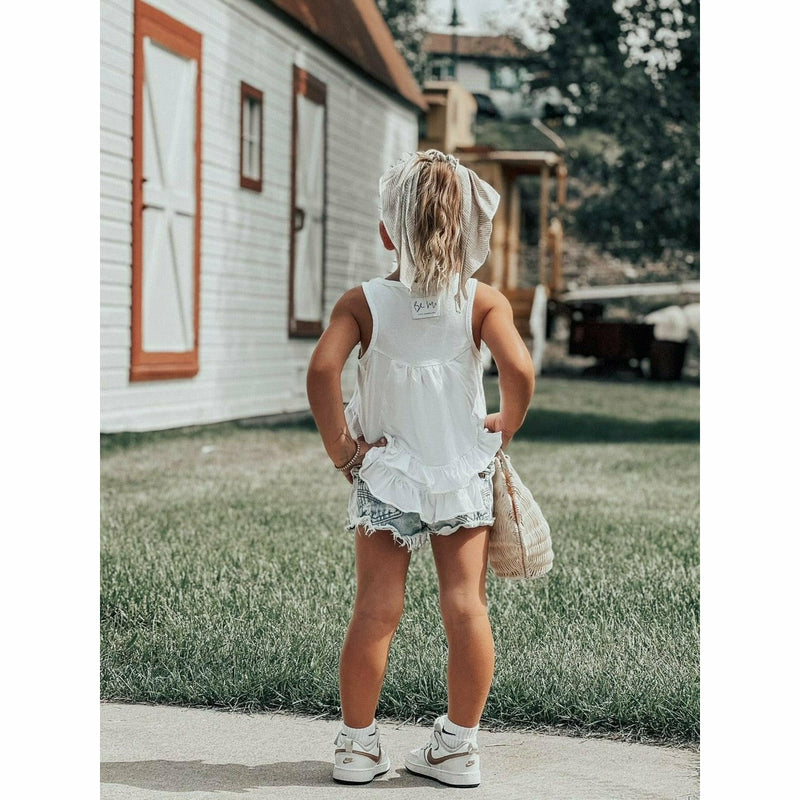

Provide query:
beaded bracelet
left=334, top=437, right=361, bottom=472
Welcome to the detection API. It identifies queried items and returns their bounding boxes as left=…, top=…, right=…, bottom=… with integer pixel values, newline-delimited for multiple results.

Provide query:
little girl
left=307, top=149, right=535, bottom=788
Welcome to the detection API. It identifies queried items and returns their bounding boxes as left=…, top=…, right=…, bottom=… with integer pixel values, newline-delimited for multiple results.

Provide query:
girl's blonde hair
left=409, top=151, right=463, bottom=297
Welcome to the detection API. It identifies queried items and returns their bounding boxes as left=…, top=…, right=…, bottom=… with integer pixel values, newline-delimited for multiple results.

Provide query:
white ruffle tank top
left=344, top=273, right=503, bottom=523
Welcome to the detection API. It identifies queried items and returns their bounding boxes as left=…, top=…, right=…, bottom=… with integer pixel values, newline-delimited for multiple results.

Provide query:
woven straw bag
left=488, top=449, right=553, bottom=579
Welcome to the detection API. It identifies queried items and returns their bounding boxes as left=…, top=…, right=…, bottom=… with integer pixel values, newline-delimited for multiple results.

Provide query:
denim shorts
left=345, top=458, right=496, bottom=553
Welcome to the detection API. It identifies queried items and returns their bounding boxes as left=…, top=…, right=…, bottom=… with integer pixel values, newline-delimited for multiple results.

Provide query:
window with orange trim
left=240, top=82, right=263, bottom=192
left=130, top=0, right=202, bottom=381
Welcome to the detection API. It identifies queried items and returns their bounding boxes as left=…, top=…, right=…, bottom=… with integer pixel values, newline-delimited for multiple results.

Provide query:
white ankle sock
left=441, top=715, right=479, bottom=745
left=341, top=719, right=377, bottom=745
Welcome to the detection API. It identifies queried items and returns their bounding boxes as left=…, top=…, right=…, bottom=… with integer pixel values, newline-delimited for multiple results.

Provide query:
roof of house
left=423, top=32, right=535, bottom=60
left=262, top=0, right=426, bottom=110
left=472, top=118, right=566, bottom=154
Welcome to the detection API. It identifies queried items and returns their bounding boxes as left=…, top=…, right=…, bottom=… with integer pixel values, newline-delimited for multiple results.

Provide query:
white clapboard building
left=101, top=0, right=425, bottom=431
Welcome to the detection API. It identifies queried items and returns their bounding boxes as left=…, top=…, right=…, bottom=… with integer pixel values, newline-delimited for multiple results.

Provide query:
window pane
left=241, top=94, right=262, bottom=182
left=249, top=98, right=259, bottom=141
left=248, top=140, right=256, bottom=179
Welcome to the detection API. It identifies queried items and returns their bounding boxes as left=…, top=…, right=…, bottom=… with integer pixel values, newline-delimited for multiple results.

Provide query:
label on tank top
left=410, top=297, right=441, bottom=319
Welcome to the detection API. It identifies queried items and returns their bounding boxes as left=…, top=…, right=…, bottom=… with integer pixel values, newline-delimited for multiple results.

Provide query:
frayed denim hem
left=345, top=516, right=429, bottom=553
left=429, top=515, right=495, bottom=537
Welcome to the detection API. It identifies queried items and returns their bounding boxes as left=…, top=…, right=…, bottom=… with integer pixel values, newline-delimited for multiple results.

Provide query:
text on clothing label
left=410, top=297, right=441, bottom=319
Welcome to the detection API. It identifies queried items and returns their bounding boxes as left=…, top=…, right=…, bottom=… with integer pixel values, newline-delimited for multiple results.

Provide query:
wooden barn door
left=131, top=1, right=202, bottom=380
left=289, top=66, right=327, bottom=337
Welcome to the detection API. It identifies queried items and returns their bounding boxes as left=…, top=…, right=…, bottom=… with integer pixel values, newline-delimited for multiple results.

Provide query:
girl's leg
left=429, top=525, right=494, bottom=728
left=339, top=525, right=412, bottom=727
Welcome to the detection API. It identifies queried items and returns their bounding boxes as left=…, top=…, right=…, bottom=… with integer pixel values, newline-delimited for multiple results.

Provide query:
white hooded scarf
left=378, top=150, right=501, bottom=311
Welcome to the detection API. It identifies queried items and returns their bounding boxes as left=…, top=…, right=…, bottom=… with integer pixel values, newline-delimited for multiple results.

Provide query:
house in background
left=422, top=32, right=547, bottom=119
left=419, top=76, right=568, bottom=369
left=101, top=0, right=425, bottom=432
left=419, top=80, right=567, bottom=295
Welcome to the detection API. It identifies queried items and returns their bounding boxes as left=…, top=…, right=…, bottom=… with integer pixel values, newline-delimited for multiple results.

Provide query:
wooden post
left=489, top=164, right=507, bottom=288
left=557, top=163, right=568, bottom=206
left=506, top=172, right=520, bottom=289
left=538, top=165, right=550, bottom=287
left=547, top=218, right=564, bottom=294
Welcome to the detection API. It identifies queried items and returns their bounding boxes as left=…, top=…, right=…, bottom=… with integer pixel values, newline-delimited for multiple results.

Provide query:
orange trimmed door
left=130, top=0, right=202, bottom=380
left=289, top=66, right=327, bottom=337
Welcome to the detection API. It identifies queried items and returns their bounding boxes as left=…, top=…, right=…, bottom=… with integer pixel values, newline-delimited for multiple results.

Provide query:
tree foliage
left=495, top=0, right=700, bottom=264
left=376, top=0, right=430, bottom=85
left=376, top=0, right=699, bottom=266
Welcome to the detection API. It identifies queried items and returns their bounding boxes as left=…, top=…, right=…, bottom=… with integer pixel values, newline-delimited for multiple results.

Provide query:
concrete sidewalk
left=101, top=703, right=699, bottom=800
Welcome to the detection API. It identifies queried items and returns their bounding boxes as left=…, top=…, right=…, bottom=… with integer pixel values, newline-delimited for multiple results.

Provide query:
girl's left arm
left=306, top=289, right=362, bottom=470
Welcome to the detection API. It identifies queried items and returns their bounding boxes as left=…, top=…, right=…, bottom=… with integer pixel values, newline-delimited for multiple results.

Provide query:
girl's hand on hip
left=484, top=412, right=513, bottom=451
left=342, top=435, right=387, bottom=484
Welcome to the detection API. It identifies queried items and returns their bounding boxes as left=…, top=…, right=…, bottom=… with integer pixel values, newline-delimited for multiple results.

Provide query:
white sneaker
left=332, top=727, right=391, bottom=784
left=404, top=715, right=481, bottom=788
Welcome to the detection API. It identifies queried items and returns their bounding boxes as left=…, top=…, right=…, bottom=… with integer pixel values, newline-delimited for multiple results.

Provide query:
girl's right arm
left=479, top=285, right=536, bottom=450
left=306, top=288, right=386, bottom=481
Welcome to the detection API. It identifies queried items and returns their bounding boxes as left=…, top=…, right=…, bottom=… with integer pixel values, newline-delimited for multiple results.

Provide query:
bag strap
left=494, top=448, right=528, bottom=575
left=495, top=449, right=515, bottom=500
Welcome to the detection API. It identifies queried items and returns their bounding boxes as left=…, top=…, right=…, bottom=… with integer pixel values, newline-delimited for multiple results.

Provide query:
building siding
left=100, top=0, right=418, bottom=431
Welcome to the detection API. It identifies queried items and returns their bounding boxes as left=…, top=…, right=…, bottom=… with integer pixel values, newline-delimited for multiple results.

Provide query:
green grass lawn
left=101, top=376, right=699, bottom=746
